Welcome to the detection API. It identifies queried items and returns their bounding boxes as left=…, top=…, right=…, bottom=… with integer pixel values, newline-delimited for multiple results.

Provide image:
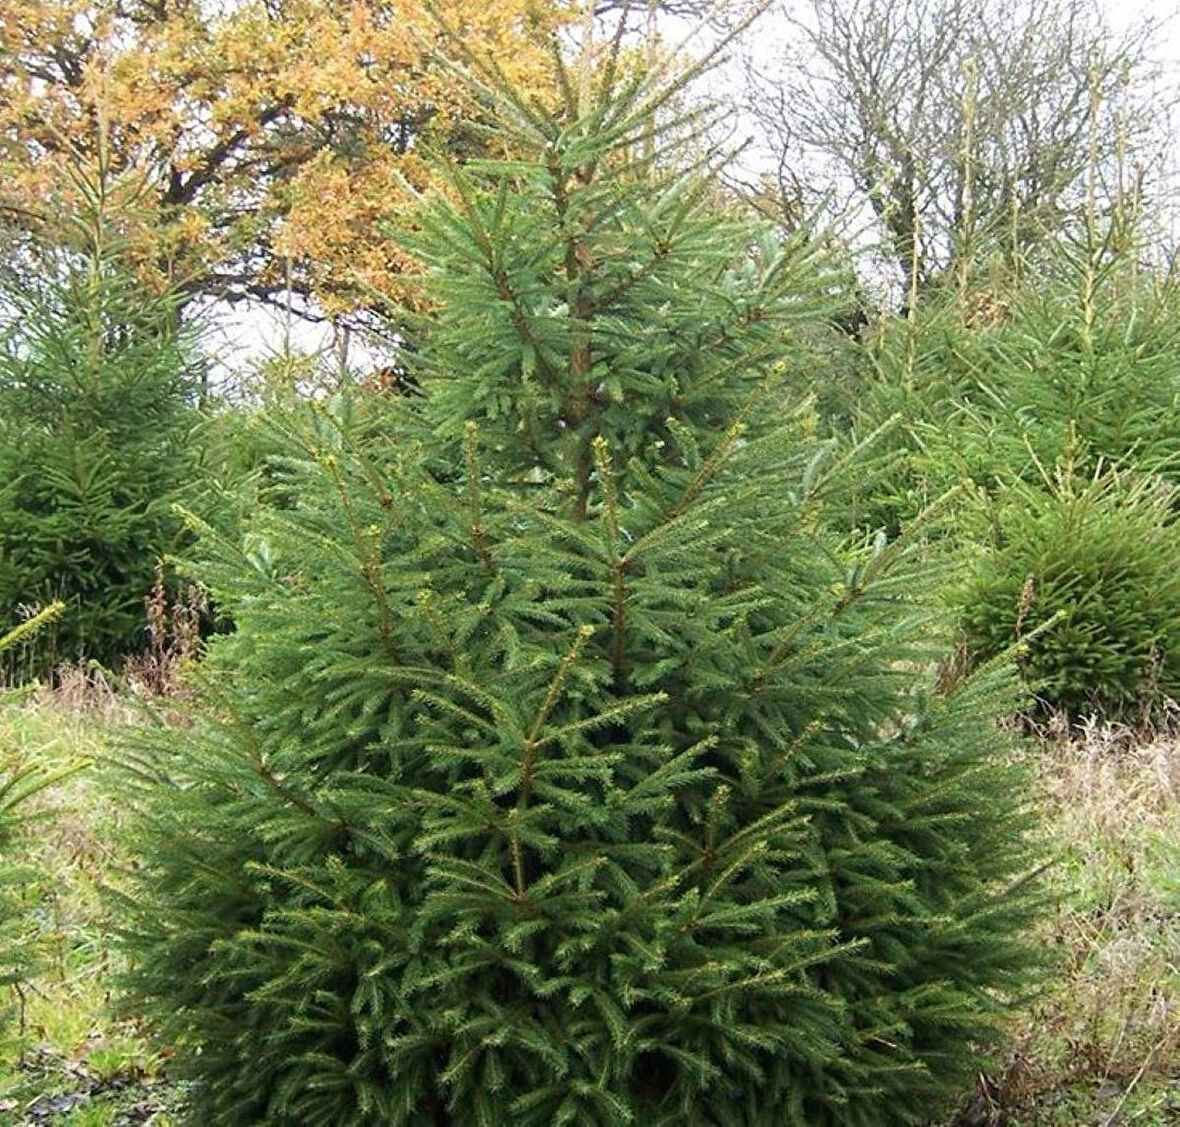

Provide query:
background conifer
left=0, top=165, right=202, bottom=680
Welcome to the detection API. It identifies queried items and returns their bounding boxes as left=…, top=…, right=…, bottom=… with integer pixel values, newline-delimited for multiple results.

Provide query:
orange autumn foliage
left=0, top=0, right=573, bottom=318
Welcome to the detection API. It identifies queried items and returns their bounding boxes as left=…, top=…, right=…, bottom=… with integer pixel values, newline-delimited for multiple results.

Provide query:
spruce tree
left=119, top=17, right=1044, bottom=1126
left=0, top=176, right=202, bottom=680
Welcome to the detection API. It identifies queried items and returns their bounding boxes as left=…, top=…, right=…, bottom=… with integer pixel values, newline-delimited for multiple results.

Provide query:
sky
left=1109, top=0, right=1179, bottom=46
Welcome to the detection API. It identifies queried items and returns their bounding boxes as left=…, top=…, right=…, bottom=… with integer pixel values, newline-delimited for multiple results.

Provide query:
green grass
left=0, top=681, right=187, bottom=1126
left=1, top=686, right=1178, bottom=1125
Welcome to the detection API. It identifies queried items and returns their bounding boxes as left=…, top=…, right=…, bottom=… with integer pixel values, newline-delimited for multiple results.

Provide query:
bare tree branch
left=744, top=0, right=1170, bottom=292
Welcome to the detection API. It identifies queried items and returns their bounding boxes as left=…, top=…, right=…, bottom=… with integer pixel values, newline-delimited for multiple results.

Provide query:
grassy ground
left=0, top=686, right=1177, bottom=1125
left=964, top=723, right=1180, bottom=1125
left=0, top=681, right=188, bottom=1127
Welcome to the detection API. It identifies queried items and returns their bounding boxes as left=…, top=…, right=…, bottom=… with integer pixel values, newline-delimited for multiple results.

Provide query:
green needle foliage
left=841, top=235, right=1180, bottom=721
left=845, top=256, right=1180, bottom=539
left=118, top=19, right=1044, bottom=1127
left=957, top=463, right=1180, bottom=721
left=0, top=174, right=202, bottom=682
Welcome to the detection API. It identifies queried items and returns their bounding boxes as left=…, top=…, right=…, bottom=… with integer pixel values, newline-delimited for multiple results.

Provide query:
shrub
left=956, top=464, right=1180, bottom=720
left=119, top=26, right=1044, bottom=1127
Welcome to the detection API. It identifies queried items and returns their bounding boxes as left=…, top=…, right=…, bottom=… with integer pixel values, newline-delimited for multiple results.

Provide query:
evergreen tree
left=0, top=225, right=202, bottom=679
left=956, top=462, right=1180, bottom=720
left=843, top=248, right=1180, bottom=540
left=119, top=17, right=1044, bottom=1126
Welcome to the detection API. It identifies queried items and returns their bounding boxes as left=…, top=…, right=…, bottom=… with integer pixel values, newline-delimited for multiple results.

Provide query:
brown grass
left=962, top=721, right=1180, bottom=1125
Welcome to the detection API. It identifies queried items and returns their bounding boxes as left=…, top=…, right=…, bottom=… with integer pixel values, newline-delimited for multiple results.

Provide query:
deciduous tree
left=0, top=0, right=567, bottom=324
left=745, top=0, right=1164, bottom=292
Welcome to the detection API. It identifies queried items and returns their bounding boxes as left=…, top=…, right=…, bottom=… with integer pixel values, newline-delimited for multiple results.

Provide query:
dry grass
left=28, top=668, right=142, bottom=729
left=963, top=722, right=1180, bottom=1125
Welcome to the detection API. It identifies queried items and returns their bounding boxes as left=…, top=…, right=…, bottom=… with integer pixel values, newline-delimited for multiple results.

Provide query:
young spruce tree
left=120, top=16, right=1043, bottom=1126
left=0, top=163, right=202, bottom=680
